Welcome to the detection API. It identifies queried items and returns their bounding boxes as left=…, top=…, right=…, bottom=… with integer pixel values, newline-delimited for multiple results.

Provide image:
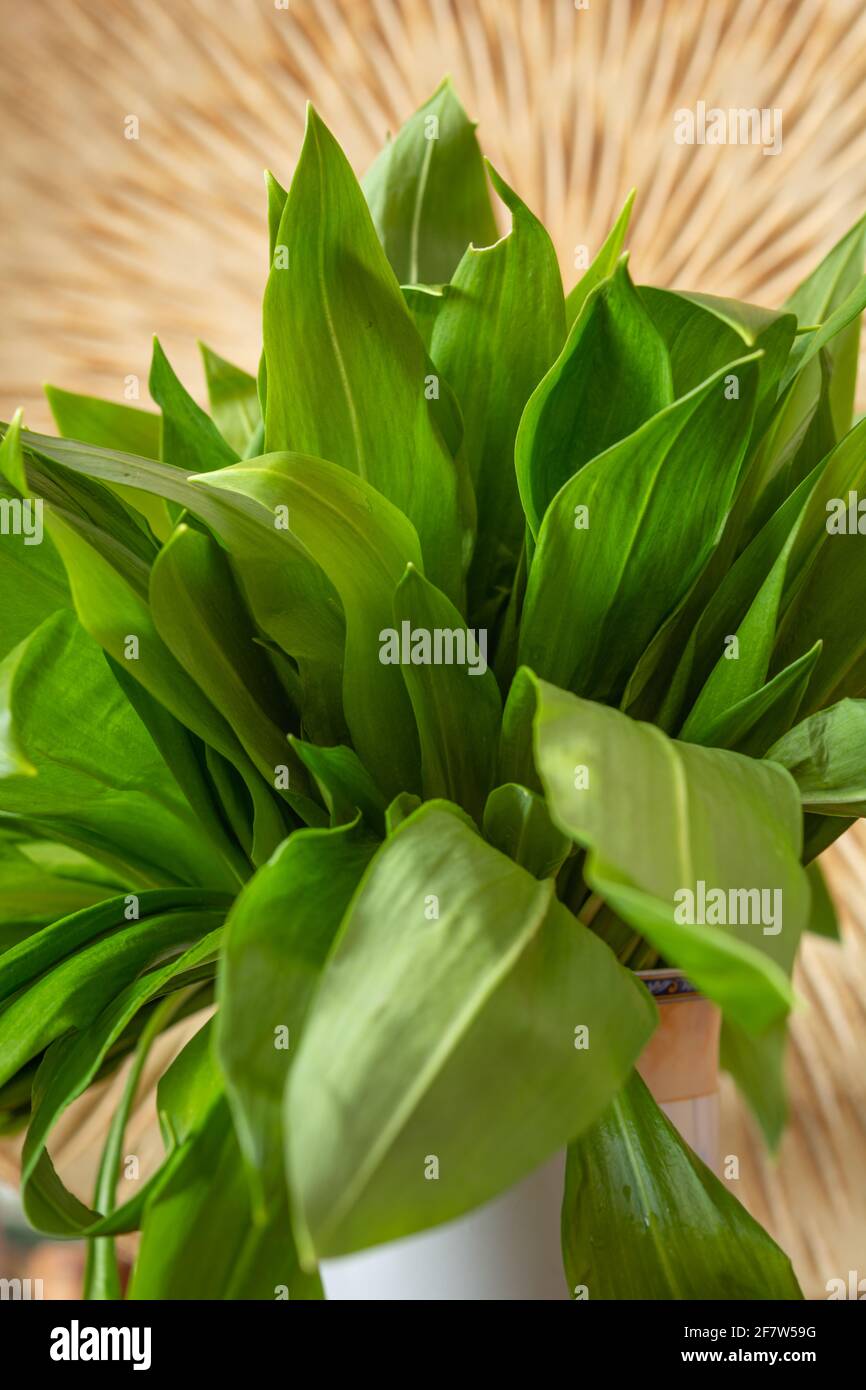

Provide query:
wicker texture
left=2, top=0, right=866, bottom=1298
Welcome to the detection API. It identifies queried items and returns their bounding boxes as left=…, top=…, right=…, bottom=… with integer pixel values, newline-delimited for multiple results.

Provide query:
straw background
left=2, top=0, right=866, bottom=1299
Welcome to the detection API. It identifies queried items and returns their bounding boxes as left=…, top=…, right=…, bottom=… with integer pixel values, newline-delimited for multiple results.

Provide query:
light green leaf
left=0, top=613, right=233, bottom=888
left=263, top=106, right=469, bottom=602
left=517, top=258, right=672, bottom=539
left=217, top=821, right=376, bottom=1209
left=562, top=1069, right=802, bottom=1299
left=392, top=564, right=501, bottom=822
left=428, top=164, right=565, bottom=606
left=767, top=698, right=866, bottom=815
left=482, top=783, right=570, bottom=879
left=149, top=337, right=238, bottom=473
left=363, top=78, right=498, bottom=286
left=783, top=211, right=866, bottom=434
left=199, top=343, right=261, bottom=456
left=289, top=738, right=386, bottom=836
left=519, top=356, right=760, bottom=704
left=194, top=453, right=423, bottom=798
left=149, top=522, right=319, bottom=826
left=45, top=385, right=160, bottom=459
left=532, top=678, right=809, bottom=1033
left=641, top=287, right=795, bottom=429
left=287, top=804, right=655, bottom=1260
left=565, top=189, right=634, bottom=329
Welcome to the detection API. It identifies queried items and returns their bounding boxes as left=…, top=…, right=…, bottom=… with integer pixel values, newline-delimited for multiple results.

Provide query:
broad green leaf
left=805, top=860, right=840, bottom=939
left=482, top=783, right=570, bottom=878
left=149, top=337, right=238, bottom=472
left=519, top=356, right=760, bottom=705
left=0, top=415, right=71, bottom=660
left=679, top=496, right=808, bottom=742
left=0, top=841, right=116, bottom=937
left=45, top=510, right=293, bottom=863
left=767, top=699, right=866, bottom=815
left=149, top=523, right=319, bottom=825
left=565, top=189, right=634, bottom=329
left=15, top=427, right=346, bottom=688
left=130, top=1089, right=322, bottom=1300
left=199, top=343, right=261, bottom=456
left=784, top=211, right=866, bottom=434
left=428, top=165, right=565, bottom=606
left=517, top=258, right=672, bottom=539
left=392, top=564, right=501, bottom=822
left=0, top=904, right=223, bottom=1094
left=641, top=287, right=795, bottom=428
left=194, top=453, right=423, bottom=798
left=18, top=931, right=223, bottom=1235
left=773, top=416, right=866, bottom=709
left=658, top=462, right=823, bottom=732
left=685, top=642, right=820, bottom=759
left=263, top=106, right=469, bottom=601
left=532, top=678, right=809, bottom=1033
left=401, top=282, right=448, bottom=349
left=44, top=385, right=160, bottom=459
left=0, top=887, right=228, bottom=1005
left=289, top=738, right=386, bottom=836
left=363, top=78, right=497, bottom=286
left=287, top=804, right=655, bottom=1260
left=562, top=1069, right=802, bottom=1299
left=44, top=384, right=172, bottom=543
left=217, top=821, right=376, bottom=1209
left=0, top=612, right=233, bottom=889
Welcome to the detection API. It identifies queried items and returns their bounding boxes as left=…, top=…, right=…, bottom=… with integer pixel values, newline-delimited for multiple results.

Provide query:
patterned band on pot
left=637, top=969, right=701, bottom=1000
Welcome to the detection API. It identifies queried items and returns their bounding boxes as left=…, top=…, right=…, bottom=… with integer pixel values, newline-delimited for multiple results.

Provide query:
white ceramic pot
left=321, top=969, right=720, bottom=1301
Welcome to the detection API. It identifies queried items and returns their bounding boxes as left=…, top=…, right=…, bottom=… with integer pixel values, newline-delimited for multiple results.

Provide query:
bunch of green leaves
left=3, top=78, right=866, bottom=1300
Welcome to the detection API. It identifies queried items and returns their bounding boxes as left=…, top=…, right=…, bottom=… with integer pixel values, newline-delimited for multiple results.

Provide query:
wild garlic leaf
left=21, top=938, right=223, bottom=1237
left=784, top=210, right=866, bottom=436
left=198, top=343, right=261, bottom=457
left=684, top=642, right=821, bottom=759
left=17, top=428, right=346, bottom=676
left=263, top=107, right=470, bottom=602
left=287, top=804, right=655, bottom=1261
left=562, top=1070, right=802, bottom=1299
left=532, top=678, right=808, bottom=1035
left=429, top=165, right=565, bottom=610
left=767, top=698, right=866, bottom=815
left=44, top=385, right=173, bottom=541
left=679, top=496, right=807, bottom=741
left=217, top=821, right=376, bottom=1209
left=641, top=287, right=796, bottom=432
left=149, top=337, right=238, bottom=473
left=130, top=1089, right=322, bottom=1300
left=516, top=257, right=673, bottom=540
left=194, top=453, right=423, bottom=799
left=149, top=522, right=316, bottom=822
left=0, top=612, right=232, bottom=889
left=564, top=189, right=634, bottom=330
left=0, top=426, right=70, bottom=661
left=289, top=738, right=387, bottom=836
left=519, top=356, right=760, bottom=705
left=482, top=783, right=571, bottom=879
left=363, top=78, right=498, bottom=287
left=45, top=385, right=161, bottom=458
left=392, top=564, right=501, bottom=822
left=773, top=415, right=866, bottom=709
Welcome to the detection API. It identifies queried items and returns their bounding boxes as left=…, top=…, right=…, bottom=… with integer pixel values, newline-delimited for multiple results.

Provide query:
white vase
left=321, top=969, right=720, bottom=1301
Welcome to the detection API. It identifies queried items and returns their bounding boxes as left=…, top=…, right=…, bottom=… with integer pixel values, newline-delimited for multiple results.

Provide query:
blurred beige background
left=1, top=0, right=866, bottom=1298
